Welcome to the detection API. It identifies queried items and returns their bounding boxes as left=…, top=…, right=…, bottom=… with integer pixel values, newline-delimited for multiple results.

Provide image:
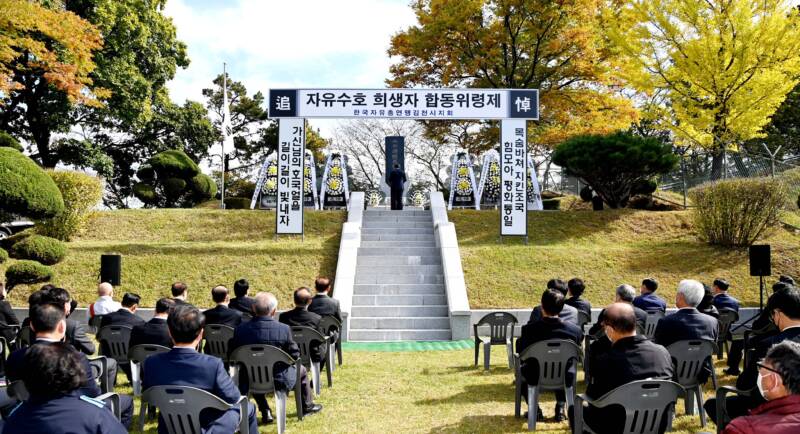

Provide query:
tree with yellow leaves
left=388, top=0, right=639, bottom=149
left=608, top=0, right=800, bottom=176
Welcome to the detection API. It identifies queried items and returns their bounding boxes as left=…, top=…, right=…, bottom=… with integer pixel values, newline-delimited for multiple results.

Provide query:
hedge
left=0, top=248, right=7, bottom=264
left=5, top=260, right=54, bottom=290
left=542, top=199, right=561, bottom=210
left=0, top=148, right=64, bottom=219
left=0, top=231, right=32, bottom=251
left=0, top=131, right=23, bottom=152
left=37, top=170, right=103, bottom=241
left=224, top=197, right=252, bottom=209
left=11, top=234, right=67, bottom=265
left=149, top=150, right=200, bottom=178
left=190, top=173, right=218, bottom=201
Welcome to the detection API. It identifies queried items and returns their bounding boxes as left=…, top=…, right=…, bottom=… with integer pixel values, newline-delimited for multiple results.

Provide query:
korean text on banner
left=276, top=118, right=305, bottom=234
left=500, top=119, right=527, bottom=236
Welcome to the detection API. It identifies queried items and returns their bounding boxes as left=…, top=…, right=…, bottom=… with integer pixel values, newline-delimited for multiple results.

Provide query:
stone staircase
left=348, top=208, right=451, bottom=341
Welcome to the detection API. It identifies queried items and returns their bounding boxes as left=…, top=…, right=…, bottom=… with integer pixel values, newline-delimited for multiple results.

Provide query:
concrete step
left=361, top=227, right=432, bottom=235
left=349, top=329, right=451, bottom=341
left=356, top=265, right=443, bottom=275
left=355, top=274, right=444, bottom=285
left=361, top=234, right=435, bottom=242
left=357, top=256, right=441, bottom=266
left=351, top=305, right=448, bottom=317
left=353, top=294, right=448, bottom=306
left=360, top=240, right=436, bottom=248
left=364, top=210, right=430, bottom=217
left=353, top=284, right=446, bottom=295
left=358, top=247, right=440, bottom=256
left=363, top=216, right=431, bottom=223
left=362, top=221, right=433, bottom=229
left=349, top=316, right=451, bottom=330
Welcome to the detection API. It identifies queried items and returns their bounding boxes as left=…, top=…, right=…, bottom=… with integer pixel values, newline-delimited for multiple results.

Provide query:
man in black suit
left=229, top=278, right=255, bottom=315
left=528, top=279, right=579, bottom=325
left=653, top=279, right=719, bottom=348
left=577, top=303, right=673, bottom=433
left=40, top=287, right=96, bottom=355
left=564, top=277, right=591, bottom=318
left=704, top=287, right=800, bottom=424
left=516, top=288, right=583, bottom=422
left=100, top=292, right=146, bottom=329
left=203, top=285, right=243, bottom=328
left=280, top=287, right=325, bottom=363
left=587, top=284, right=648, bottom=367
left=142, top=305, right=258, bottom=434
left=388, top=163, right=407, bottom=210
left=171, top=281, right=190, bottom=306
left=0, top=281, right=20, bottom=342
left=230, top=292, right=322, bottom=424
left=130, top=297, right=175, bottom=349
left=309, top=276, right=341, bottom=322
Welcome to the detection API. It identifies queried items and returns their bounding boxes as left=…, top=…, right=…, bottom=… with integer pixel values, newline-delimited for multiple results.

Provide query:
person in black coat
left=564, top=277, right=591, bottom=318
left=229, top=278, right=256, bottom=315
left=528, top=279, right=579, bottom=326
left=577, top=303, right=674, bottom=433
left=388, top=163, right=407, bottom=210
left=130, top=298, right=175, bottom=349
left=230, top=292, right=321, bottom=424
left=27, top=286, right=96, bottom=355
left=308, top=276, right=342, bottom=323
left=516, top=288, right=583, bottom=422
left=0, top=281, right=20, bottom=342
left=697, top=284, right=720, bottom=318
left=653, top=280, right=719, bottom=348
left=202, top=286, right=243, bottom=328
left=170, top=281, right=191, bottom=306
left=279, top=287, right=324, bottom=362
left=633, top=277, right=667, bottom=312
left=100, top=292, right=146, bottom=329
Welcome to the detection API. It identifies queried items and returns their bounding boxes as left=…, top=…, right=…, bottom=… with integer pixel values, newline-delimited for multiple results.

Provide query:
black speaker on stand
left=749, top=244, right=771, bottom=311
left=100, top=254, right=122, bottom=286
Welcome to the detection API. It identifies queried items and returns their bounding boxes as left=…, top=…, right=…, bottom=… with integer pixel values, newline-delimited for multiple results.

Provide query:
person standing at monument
left=388, top=163, right=407, bottom=210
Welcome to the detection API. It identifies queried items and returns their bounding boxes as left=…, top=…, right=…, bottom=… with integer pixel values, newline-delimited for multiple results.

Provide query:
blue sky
left=164, top=0, right=418, bottom=136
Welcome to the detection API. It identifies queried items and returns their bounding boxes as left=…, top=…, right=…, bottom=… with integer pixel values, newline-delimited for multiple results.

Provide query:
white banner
left=501, top=119, right=527, bottom=236
left=269, top=88, right=539, bottom=120
left=276, top=118, right=305, bottom=234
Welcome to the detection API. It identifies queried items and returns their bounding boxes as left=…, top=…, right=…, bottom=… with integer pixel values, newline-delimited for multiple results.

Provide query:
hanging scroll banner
left=500, top=120, right=527, bottom=236
left=276, top=118, right=305, bottom=235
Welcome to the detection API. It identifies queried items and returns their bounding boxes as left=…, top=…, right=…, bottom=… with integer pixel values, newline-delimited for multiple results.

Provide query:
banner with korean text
left=500, top=119, right=527, bottom=236
left=276, top=118, right=305, bottom=234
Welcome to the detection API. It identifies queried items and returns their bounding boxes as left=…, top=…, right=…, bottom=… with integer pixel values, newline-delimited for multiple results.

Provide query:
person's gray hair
left=765, top=340, right=800, bottom=395
left=677, top=279, right=704, bottom=307
left=253, top=292, right=278, bottom=316
left=616, top=284, right=636, bottom=302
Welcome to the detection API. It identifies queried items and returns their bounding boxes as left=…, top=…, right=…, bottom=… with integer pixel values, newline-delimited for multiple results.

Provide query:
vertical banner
left=276, top=118, right=305, bottom=234
left=500, top=119, right=527, bottom=236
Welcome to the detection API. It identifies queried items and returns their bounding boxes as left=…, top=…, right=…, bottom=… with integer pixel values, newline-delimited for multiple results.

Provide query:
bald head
left=97, top=282, right=113, bottom=297
left=253, top=292, right=278, bottom=317
left=604, top=302, right=637, bottom=342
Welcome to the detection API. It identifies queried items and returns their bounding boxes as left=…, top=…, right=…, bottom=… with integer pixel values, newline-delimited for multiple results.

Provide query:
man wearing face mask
left=723, top=341, right=800, bottom=433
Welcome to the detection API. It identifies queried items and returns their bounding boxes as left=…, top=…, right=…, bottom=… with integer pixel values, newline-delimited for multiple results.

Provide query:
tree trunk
left=710, top=148, right=725, bottom=180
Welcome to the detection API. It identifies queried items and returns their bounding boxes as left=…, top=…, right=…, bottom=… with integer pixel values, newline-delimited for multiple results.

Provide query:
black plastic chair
left=514, top=339, right=583, bottom=431
left=577, top=311, right=591, bottom=332
left=291, top=326, right=332, bottom=395
left=643, top=311, right=665, bottom=339
left=142, top=386, right=249, bottom=434
left=97, top=325, right=133, bottom=368
left=229, top=344, right=304, bottom=434
left=714, top=386, right=752, bottom=434
left=666, top=339, right=717, bottom=427
left=15, top=327, right=32, bottom=350
left=202, top=324, right=235, bottom=363
left=574, top=379, right=684, bottom=434
left=0, top=337, right=7, bottom=376
left=129, top=344, right=170, bottom=432
left=88, top=315, right=104, bottom=335
left=473, top=312, right=517, bottom=370
left=716, top=309, right=739, bottom=358
left=318, top=315, right=343, bottom=368
left=88, top=355, right=113, bottom=394
left=0, top=323, right=20, bottom=347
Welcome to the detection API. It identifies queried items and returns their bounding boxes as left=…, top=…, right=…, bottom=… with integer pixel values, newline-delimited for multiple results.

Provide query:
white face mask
left=757, top=372, right=774, bottom=400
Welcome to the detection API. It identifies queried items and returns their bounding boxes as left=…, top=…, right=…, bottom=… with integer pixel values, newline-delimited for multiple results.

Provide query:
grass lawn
left=452, top=209, right=800, bottom=309
left=1, top=209, right=345, bottom=309
left=124, top=345, right=732, bottom=433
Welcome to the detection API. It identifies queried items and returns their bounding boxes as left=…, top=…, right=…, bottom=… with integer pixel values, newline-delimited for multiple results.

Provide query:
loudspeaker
left=749, top=245, right=771, bottom=277
left=100, top=254, right=121, bottom=286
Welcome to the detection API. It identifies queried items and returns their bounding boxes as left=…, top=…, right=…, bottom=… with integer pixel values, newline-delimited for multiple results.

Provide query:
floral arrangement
left=262, top=160, right=279, bottom=195
left=483, top=161, right=501, bottom=199
left=367, top=190, right=383, bottom=206
left=410, top=190, right=427, bottom=207
left=453, top=157, right=473, bottom=196
left=325, top=154, right=345, bottom=195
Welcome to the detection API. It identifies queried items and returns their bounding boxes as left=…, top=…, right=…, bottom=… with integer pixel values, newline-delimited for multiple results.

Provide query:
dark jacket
left=0, top=299, right=20, bottom=341
left=308, top=294, right=342, bottom=323
left=565, top=296, right=592, bottom=319
left=653, top=308, right=719, bottom=348
left=66, top=319, right=96, bottom=355
left=230, top=316, right=300, bottom=390
left=100, top=309, right=145, bottom=329
left=723, top=394, right=800, bottom=434
left=714, top=293, right=741, bottom=312
left=279, top=308, right=324, bottom=362
left=633, top=292, right=667, bottom=312
left=528, top=304, right=578, bottom=326
left=6, top=340, right=101, bottom=398
left=1, top=391, right=127, bottom=434
left=388, top=168, right=407, bottom=191
left=516, top=317, right=583, bottom=385
left=203, top=305, right=243, bottom=328
left=738, top=327, right=800, bottom=391
left=130, top=318, right=173, bottom=349
left=229, top=296, right=255, bottom=315
left=586, top=334, right=673, bottom=399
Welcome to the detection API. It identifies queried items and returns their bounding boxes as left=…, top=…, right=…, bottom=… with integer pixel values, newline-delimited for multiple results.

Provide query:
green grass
left=1, top=209, right=345, bottom=309
left=452, top=209, right=800, bottom=309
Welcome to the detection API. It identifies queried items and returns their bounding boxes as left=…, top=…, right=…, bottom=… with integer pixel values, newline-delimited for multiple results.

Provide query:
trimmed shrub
left=689, top=177, right=788, bottom=246
left=133, top=150, right=211, bottom=208
left=632, top=178, right=658, bottom=196
left=189, top=174, right=217, bottom=202
left=11, top=234, right=67, bottom=265
left=133, top=183, right=157, bottom=204
left=0, top=148, right=64, bottom=219
left=163, top=178, right=188, bottom=199
left=0, top=231, right=32, bottom=251
left=542, top=199, right=561, bottom=210
left=223, top=197, right=252, bottom=209
left=37, top=170, right=103, bottom=241
left=5, top=260, right=54, bottom=290
left=226, top=178, right=255, bottom=199
left=0, top=248, right=7, bottom=264
left=552, top=132, right=678, bottom=208
left=149, top=150, right=200, bottom=178
left=0, top=131, right=23, bottom=152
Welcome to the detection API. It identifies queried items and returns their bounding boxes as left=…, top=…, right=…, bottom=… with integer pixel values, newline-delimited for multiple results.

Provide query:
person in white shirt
left=89, top=282, right=121, bottom=318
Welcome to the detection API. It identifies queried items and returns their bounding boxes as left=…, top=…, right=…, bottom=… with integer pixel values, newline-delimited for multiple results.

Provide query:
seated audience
left=528, top=279, right=579, bottom=325
left=723, top=341, right=800, bottom=434
left=653, top=279, right=718, bottom=348
left=587, top=284, right=648, bottom=365
left=130, top=297, right=175, bottom=349
left=32, top=287, right=95, bottom=355
left=576, top=303, right=673, bottom=433
left=2, top=343, right=126, bottom=434
left=6, top=302, right=134, bottom=428
left=516, top=288, right=583, bottom=422
left=89, top=282, right=121, bottom=318
left=230, top=292, right=322, bottom=424
left=100, top=292, right=145, bottom=328
left=203, top=285, right=243, bottom=328
left=564, top=278, right=591, bottom=318
left=229, top=278, right=255, bottom=315
left=171, top=281, right=190, bottom=306
left=698, top=284, right=720, bottom=318
left=280, top=287, right=325, bottom=363
left=779, top=275, right=795, bottom=286
left=705, top=287, right=800, bottom=424
left=713, top=278, right=740, bottom=312
left=0, top=281, right=20, bottom=343
left=633, top=277, right=666, bottom=312
left=308, top=276, right=342, bottom=322
left=141, top=305, right=258, bottom=434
